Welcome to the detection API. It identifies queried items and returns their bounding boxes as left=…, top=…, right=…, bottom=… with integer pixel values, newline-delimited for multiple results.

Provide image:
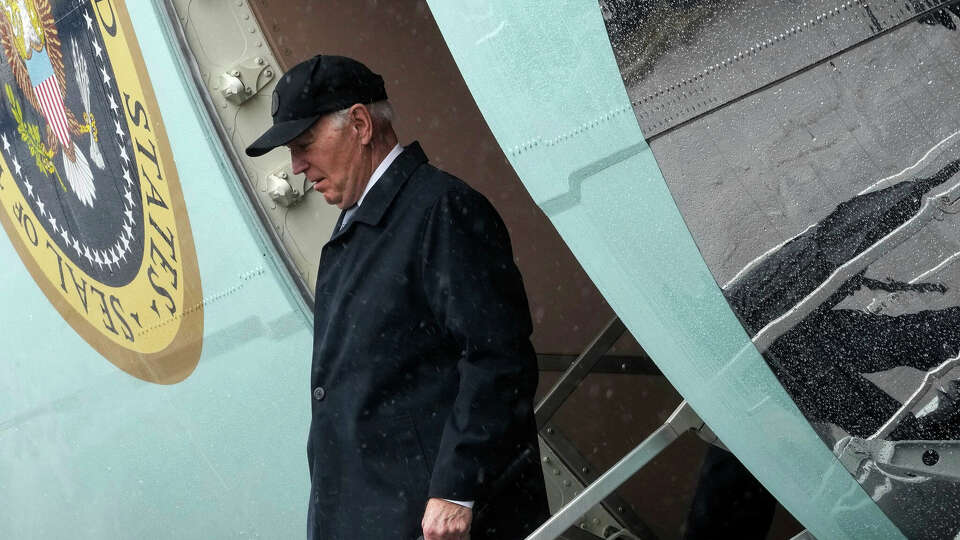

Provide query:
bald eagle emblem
left=0, top=0, right=102, bottom=207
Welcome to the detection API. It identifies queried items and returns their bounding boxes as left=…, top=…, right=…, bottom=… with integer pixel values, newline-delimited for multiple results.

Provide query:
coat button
left=312, top=386, right=326, bottom=401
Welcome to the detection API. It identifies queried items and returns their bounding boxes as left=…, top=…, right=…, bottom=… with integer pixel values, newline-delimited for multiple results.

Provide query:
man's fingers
left=421, top=520, right=469, bottom=540
left=422, top=529, right=467, bottom=540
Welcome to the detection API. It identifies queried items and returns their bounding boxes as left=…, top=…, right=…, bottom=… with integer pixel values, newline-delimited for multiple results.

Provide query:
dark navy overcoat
left=306, top=142, right=548, bottom=539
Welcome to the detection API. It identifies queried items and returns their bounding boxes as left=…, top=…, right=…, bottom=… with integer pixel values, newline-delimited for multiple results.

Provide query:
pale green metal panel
left=0, top=2, right=311, bottom=538
left=425, top=1, right=901, bottom=538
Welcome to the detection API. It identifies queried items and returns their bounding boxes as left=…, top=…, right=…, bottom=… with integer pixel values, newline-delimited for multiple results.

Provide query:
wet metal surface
left=605, top=0, right=960, bottom=536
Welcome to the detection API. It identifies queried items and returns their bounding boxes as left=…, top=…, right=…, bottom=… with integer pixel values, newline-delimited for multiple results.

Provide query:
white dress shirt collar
left=357, top=143, right=403, bottom=208
left=340, top=143, right=403, bottom=229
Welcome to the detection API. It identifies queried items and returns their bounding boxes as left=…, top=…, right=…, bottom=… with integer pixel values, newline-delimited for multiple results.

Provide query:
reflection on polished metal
left=527, top=401, right=704, bottom=540
left=835, top=437, right=960, bottom=537
left=535, top=317, right=627, bottom=429
left=604, top=0, right=960, bottom=534
left=871, top=355, right=960, bottom=440
left=607, top=0, right=960, bottom=138
left=837, top=437, right=960, bottom=483
left=752, top=173, right=960, bottom=352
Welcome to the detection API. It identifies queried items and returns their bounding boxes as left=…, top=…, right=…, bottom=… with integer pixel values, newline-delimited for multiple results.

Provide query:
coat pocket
left=356, top=413, right=430, bottom=502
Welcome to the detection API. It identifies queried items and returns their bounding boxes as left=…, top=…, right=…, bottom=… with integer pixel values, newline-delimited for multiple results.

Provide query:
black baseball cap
left=245, top=55, right=387, bottom=157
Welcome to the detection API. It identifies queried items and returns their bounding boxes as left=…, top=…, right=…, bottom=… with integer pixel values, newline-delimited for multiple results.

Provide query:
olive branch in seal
left=5, top=83, right=64, bottom=191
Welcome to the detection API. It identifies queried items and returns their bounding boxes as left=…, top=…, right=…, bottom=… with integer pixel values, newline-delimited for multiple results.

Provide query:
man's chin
left=322, top=193, right=340, bottom=206
left=333, top=197, right=357, bottom=209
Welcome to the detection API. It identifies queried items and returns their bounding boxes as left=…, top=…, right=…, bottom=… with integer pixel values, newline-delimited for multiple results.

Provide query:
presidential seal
left=0, top=0, right=202, bottom=384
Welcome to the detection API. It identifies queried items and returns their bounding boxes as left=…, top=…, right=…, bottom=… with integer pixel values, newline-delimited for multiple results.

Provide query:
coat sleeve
left=419, top=183, right=540, bottom=502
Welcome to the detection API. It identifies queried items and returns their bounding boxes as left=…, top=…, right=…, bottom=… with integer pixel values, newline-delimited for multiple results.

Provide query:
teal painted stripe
left=426, top=1, right=902, bottom=538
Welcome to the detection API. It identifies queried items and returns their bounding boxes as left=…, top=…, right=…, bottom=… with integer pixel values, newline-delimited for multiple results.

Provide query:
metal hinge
left=264, top=166, right=304, bottom=208
left=220, top=57, right=275, bottom=105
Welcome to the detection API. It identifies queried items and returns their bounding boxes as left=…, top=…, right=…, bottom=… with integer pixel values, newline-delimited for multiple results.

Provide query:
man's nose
left=291, top=154, right=307, bottom=175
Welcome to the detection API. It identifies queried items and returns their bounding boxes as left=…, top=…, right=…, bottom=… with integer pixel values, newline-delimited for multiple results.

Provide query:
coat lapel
left=327, top=142, right=428, bottom=243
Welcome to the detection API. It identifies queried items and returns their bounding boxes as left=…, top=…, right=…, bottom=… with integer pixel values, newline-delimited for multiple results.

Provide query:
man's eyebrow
left=288, top=133, right=312, bottom=147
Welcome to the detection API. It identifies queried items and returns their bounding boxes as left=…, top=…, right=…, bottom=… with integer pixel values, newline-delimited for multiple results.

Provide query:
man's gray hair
left=331, top=100, right=394, bottom=129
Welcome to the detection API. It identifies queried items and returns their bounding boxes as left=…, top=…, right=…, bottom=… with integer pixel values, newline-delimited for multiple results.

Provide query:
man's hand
left=421, top=497, right=472, bottom=540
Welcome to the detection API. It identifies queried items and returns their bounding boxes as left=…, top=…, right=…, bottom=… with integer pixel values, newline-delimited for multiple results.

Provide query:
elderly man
left=245, top=55, right=549, bottom=539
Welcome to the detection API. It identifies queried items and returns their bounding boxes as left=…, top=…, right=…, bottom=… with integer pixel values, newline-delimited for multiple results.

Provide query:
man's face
left=287, top=111, right=368, bottom=209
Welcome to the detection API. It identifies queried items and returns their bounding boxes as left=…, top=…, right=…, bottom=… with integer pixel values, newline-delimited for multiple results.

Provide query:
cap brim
left=244, top=115, right=321, bottom=157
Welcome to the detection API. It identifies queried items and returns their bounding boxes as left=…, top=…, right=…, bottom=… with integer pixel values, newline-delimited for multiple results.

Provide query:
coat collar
left=328, top=141, right=428, bottom=242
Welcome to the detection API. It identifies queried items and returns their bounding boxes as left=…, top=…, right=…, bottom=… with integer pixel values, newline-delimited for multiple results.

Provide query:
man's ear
left=349, top=104, right=374, bottom=145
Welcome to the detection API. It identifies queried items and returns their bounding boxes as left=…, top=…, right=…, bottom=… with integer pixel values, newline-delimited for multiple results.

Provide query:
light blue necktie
left=339, top=205, right=358, bottom=230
